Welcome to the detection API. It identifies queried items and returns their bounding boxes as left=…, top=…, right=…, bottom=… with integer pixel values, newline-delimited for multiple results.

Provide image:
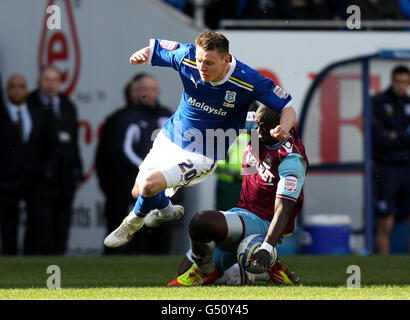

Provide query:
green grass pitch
left=0, top=255, right=408, bottom=300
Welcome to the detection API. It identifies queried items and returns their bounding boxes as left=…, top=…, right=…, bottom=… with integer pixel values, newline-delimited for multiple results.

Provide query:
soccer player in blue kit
left=104, top=30, right=297, bottom=248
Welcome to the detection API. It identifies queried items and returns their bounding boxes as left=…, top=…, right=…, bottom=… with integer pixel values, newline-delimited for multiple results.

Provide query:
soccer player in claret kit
left=169, top=105, right=308, bottom=286
left=104, top=30, right=297, bottom=249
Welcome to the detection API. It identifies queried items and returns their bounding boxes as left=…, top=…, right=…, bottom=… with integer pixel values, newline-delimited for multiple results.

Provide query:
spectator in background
left=0, top=74, right=55, bottom=255
left=96, top=73, right=180, bottom=255
left=372, top=65, right=410, bottom=255
left=27, top=66, right=83, bottom=255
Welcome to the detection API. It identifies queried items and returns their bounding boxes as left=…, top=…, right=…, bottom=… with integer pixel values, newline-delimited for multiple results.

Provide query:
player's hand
left=129, top=48, right=149, bottom=65
left=270, top=125, right=289, bottom=142
left=249, top=249, right=271, bottom=272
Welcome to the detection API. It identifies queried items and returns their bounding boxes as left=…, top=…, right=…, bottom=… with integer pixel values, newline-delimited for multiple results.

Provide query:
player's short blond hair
left=195, top=30, right=229, bottom=57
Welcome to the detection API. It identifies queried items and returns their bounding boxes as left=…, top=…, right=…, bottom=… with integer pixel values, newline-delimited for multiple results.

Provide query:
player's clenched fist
left=270, top=125, right=289, bottom=142
left=129, top=47, right=150, bottom=65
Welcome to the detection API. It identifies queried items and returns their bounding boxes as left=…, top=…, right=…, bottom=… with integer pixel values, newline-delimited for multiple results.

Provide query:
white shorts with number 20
left=135, top=130, right=217, bottom=197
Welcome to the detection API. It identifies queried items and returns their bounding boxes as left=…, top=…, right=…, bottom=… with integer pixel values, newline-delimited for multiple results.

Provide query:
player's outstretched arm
left=129, top=46, right=150, bottom=65
left=270, top=106, right=296, bottom=141
left=249, top=198, right=294, bottom=272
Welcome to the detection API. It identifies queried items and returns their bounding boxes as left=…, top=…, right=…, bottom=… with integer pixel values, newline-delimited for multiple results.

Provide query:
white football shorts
left=135, top=130, right=217, bottom=197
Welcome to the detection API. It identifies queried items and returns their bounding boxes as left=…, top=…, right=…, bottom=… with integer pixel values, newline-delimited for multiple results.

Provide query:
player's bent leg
left=142, top=146, right=216, bottom=228
left=139, top=170, right=167, bottom=197
left=189, top=210, right=228, bottom=243
left=103, top=211, right=145, bottom=248
left=171, top=250, right=218, bottom=286
left=144, top=201, right=184, bottom=228
left=189, top=210, right=227, bottom=274
left=133, top=171, right=170, bottom=218
left=178, top=255, right=194, bottom=276
left=168, top=210, right=228, bottom=286
left=168, top=262, right=218, bottom=286
left=169, top=210, right=249, bottom=286
left=190, top=210, right=244, bottom=275
left=131, top=184, right=139, bottom=200
left=140, top=171, right=185, bottom=227
left=104, top=172, right=169, bottom=248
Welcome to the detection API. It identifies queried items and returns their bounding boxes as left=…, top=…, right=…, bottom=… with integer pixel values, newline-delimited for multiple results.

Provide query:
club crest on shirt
left=263, top=153, right=273, bottom=168
left=225, top=91, right=236, bottom=103
left=282, top=142, right=293, bottom=154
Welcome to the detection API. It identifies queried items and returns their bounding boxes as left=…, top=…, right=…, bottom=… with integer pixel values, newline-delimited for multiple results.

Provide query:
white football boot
left=144, top=203, right=184, bottom=228
left=104, top=211, right=144, bottom=247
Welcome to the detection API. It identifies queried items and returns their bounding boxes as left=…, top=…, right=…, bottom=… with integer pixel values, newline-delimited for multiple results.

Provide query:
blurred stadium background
left=0, top=0, right=409, bottom=257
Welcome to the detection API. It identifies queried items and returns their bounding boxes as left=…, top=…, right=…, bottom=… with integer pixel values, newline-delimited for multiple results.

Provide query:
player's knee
left=140, top=179, right=160, bottom=197
left=139, top=172, right=166, bottom=197
left=131, top=184, right=139, bottom=199
left=189, top=211, right=216, bottom=240
left=189, top=211, right=209, bottom=238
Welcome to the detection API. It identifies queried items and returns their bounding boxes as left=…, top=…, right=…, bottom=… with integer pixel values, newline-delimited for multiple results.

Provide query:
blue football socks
left=133, top=190, right=170, bottom=217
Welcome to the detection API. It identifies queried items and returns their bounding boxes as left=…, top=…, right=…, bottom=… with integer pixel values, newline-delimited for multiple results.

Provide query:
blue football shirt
left=148, top=39, right=293, bottom=160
